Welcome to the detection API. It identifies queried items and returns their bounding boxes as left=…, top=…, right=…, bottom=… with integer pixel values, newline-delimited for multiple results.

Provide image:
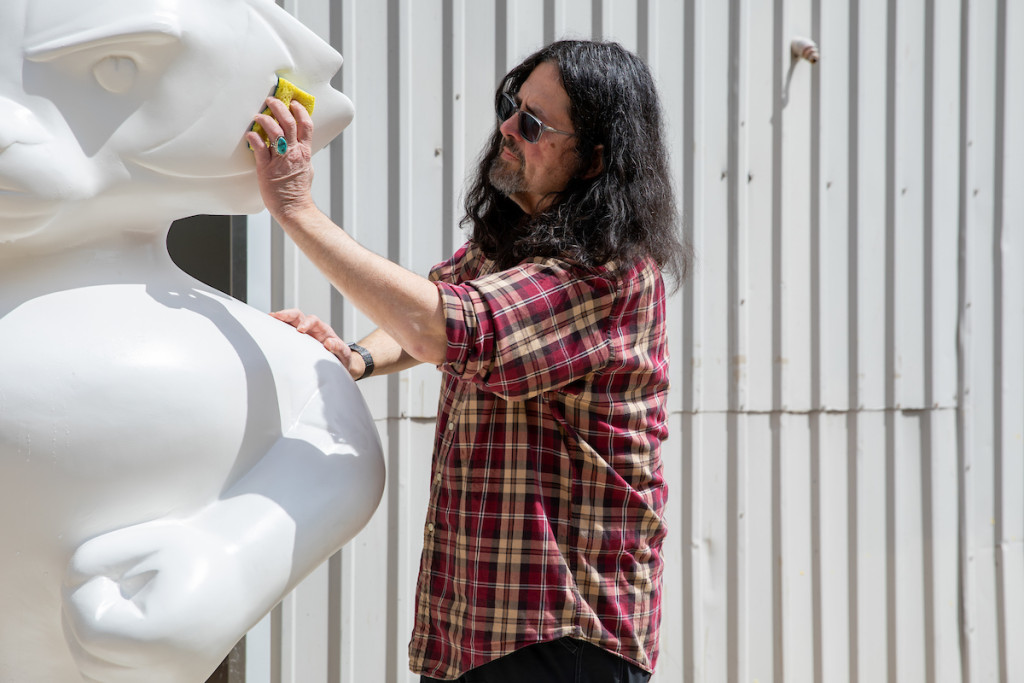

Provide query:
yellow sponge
left=250, top=77, right=316, bottom=146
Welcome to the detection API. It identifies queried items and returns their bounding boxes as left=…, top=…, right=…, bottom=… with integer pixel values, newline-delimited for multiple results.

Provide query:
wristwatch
left=347, top=342, right=374, bottom=379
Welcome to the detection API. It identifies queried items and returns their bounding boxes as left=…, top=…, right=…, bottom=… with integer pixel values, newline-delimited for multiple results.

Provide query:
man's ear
left=580, top=144, right=604, bottom=180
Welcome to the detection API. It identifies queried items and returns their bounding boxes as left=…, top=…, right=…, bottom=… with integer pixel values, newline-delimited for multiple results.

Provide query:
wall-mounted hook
left=791, top=37, right=819, bottom=64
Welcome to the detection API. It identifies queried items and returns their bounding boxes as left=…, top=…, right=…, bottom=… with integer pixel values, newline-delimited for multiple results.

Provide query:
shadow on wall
left=168, top=215, right=244, bottom=301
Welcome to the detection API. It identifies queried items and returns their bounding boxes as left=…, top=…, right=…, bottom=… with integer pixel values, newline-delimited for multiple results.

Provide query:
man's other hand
left=270, top=308, right=365, bottom=380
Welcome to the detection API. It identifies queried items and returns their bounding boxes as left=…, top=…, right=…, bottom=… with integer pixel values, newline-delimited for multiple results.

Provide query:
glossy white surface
left=0, top=1, right=382, bottom=681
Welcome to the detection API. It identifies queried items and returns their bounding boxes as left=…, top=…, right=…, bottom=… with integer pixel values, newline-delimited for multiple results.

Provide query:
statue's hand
left=62, top=509, right=292, bottom=683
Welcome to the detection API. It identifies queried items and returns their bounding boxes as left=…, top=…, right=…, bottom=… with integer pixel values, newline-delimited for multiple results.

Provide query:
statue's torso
left=0, top=277, right=352, bottom=545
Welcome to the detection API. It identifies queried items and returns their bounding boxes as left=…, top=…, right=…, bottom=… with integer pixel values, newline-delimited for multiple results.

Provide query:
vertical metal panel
left=993, top=1, right=1024, bottom=682
left=999, top=3, right=1024, bottom=681
left=780, top=412, right=816, bottom=683
left=400, top=0, right=447, bottom=421
left=600, top=0, right=639, bottom=52
left=779, top=0, right=815, bottom=413
left=894, top=410, right=928, bottom=682
left=656, top=411, right=687, bottom=678
left=855, top=0, right=891, bottom=413
left=745, top=0, right=775, bottom=412
left=552, top=0, right=594, bottom=39
left=929, top=0, right=964, bottom=412
left=893, top=0, right=927, bottom=411
left=927, top=407, right=964, bottom=683
left=817, top=0, right=853, bottom=412
left=336, top=3, right=397, bottom=683
left=690, top=0, right=733, bottom=414
left=745, top=413, right=774, bottom=682
left=962, top=0, right=1001, bottom=680
left=507, top=0, right=546, bottom=64
left=816, top=411, right=854, bottom=681
left=855, top=409, right=890, bottom=682
left=245, top=211, right=274, bottom=315
left=286, top=2, right=338, bottom=680
left=692, top=411, right=730, bottom=682
left=241, top=1, right=1024, bottom=681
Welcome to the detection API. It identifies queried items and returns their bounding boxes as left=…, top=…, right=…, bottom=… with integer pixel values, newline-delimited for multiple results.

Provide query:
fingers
left=244, top=129, right=271, bottom=163
left=290, top=99, right=314, bottom=146
left=244, top=98, right=315, bottom=179
left=295, top=314, right=331, bottom=340
left=262, top=97, right=296, bottom=143
left=270, top=309, right=339, bottom=344
left=323, top=338, right=365, bottom=380
left=65, top=526, right=157, bottom=587
left=261, top=97, right=312, bottom=145
left=269, top=309, right=361, bottom=376
left=323, top=336, right=354, bottom=365
left=269, top=308, right=302, bottom=326
left=247, top=97, right=312, bottom=157
left=270, top=309, right=324, bottom=334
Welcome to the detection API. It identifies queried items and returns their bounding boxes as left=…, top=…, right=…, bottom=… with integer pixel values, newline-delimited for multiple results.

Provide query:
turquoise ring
left=275, top=136, right=288, bottom=156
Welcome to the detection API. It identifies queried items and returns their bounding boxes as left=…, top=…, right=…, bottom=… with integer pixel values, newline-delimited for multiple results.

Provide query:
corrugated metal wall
left=241, top=1, right=1023, bottom=681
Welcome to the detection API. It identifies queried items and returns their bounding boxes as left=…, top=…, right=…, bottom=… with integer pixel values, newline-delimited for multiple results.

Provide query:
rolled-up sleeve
left=433, top=256, right=617, bottom=401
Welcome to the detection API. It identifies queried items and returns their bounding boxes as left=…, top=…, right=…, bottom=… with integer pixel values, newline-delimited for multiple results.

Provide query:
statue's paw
left=61, top=522, right=252, bottom=683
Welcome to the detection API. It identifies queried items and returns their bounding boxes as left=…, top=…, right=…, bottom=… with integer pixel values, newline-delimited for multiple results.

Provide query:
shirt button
left=426, top=523, right=435, bottom=535
left=433, top=473, right=442, bottom=486
left=446, top=422, right=455, bottom=431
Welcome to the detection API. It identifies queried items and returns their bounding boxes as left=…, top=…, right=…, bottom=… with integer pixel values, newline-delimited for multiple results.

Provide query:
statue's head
left=0, top=0, right=352, bottom=247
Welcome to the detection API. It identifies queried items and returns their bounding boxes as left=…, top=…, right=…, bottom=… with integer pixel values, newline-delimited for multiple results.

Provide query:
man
left=247, top=40, right=689, bottom=683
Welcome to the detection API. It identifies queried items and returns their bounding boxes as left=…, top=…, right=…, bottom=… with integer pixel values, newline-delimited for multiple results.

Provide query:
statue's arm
left=61, top=378, right=384, bottom=683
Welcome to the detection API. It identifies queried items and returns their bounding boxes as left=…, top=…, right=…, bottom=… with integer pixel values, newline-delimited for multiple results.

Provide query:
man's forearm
left=276, top=204, right=448, bottom=365
left=356, top=328, right=426, bottom=377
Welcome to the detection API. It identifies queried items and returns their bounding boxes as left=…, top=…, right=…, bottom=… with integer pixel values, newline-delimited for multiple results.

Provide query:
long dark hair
left=462, top=40, right=692, bottom=286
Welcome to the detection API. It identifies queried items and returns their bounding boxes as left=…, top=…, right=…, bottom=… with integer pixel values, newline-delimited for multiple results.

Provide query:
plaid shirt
left=409, top=241, right=669, bottom=679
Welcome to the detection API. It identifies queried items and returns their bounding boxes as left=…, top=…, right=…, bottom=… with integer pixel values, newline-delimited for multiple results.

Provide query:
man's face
left=489, top=60, right=581, bottom=215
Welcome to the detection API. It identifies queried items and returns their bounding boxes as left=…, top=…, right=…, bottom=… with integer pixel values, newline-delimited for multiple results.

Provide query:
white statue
left=0, top=1, right=384, bottom=681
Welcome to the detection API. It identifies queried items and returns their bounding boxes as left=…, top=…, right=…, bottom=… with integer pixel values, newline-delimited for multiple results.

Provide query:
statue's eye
left=25, top=26, right=182, bottom=94
left=92, top=56, right=139, bottom=94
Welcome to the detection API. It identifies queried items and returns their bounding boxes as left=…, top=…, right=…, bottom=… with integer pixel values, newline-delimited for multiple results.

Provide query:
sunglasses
left=496, top=92, right=575, bottom=144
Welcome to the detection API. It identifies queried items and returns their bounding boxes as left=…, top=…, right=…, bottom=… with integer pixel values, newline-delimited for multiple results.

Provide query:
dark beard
left=488, top=143, right=525, bottom=195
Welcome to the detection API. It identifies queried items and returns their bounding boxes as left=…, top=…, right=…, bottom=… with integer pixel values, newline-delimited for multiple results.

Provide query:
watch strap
left=347, top=342, right=374, bottom=379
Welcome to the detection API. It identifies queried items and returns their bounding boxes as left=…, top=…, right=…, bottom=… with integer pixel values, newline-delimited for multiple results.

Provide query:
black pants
left=419, top=638, right=652, bottom=683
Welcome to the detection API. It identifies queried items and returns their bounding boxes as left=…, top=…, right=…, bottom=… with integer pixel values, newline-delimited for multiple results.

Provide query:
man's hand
left=246, top=98, right=318, bottom=223
left=270, top=308, right=366, bottom=380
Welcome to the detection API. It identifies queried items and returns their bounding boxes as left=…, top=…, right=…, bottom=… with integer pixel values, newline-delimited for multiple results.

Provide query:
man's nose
left=498, top=112, right=521, bottom=141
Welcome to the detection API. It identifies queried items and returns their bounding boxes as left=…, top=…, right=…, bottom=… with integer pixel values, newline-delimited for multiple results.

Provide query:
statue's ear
left=25, top=20, right=183, bottom=95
